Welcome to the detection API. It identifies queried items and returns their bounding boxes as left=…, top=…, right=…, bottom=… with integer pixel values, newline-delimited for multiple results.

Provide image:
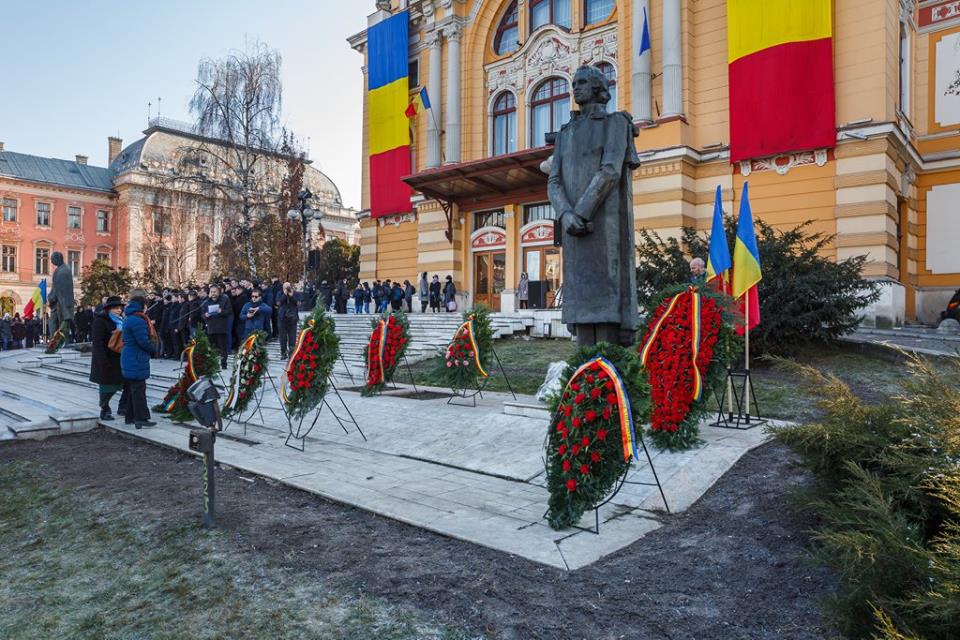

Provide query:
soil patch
left=0, top=431, right=836, bottom=640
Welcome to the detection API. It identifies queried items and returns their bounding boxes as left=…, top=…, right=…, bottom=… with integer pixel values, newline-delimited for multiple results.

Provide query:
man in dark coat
left=276, top=282, right=300, bottom=359
left=121, top=291, right=158, bottom=428
left=89, top=296, right=125, bottom=420
left=202, top=284, right=233, bottom=369
left=547, top=65, right=640, bottom=347
left=320, top=280, right=332, bottom=312
left=269, top=277, right=282, bottom=338
left=47, top=251, right=75, bottom=340
left=230, top=284, right=249, bottom=352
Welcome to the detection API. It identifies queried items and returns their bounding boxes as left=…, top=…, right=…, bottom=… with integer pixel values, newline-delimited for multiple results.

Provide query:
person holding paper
left=202, top=284, right=233, bottom=369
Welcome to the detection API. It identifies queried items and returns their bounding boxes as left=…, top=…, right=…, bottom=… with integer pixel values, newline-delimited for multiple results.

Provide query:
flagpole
left=726, top=273, right=735, bottom=418
left=744, top=290, right=751, bottom=422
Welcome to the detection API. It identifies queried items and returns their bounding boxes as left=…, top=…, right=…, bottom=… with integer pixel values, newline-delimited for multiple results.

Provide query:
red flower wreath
left=363, top=312, right=411, bottom=396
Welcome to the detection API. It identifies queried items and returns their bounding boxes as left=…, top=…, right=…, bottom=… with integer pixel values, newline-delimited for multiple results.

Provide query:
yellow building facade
left=350, top=0, right=960, bottom=326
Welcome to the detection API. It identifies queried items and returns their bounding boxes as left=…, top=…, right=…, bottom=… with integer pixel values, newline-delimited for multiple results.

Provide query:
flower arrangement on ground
left=154, top=328, right=221, bottom=423
left=221, top=331, right=269, bottom=418
left=281, top=304, right=339, bottom=420
left=435, top=305, right=493, bottom=391
left=637, top=284, right=740, bottom=451
left=545, top=343, right=649, bottom=530
left=44, top=321, right=69, bottom=354
left=362, top=311, right=411, bottom=396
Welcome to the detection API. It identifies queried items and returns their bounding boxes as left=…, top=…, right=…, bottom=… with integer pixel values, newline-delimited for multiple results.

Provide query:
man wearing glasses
left=239, top=288, right=271, bottom=341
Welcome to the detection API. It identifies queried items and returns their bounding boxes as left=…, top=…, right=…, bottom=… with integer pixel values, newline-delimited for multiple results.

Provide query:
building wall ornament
left=520, top=221, right=554, bottom=246
left=484, top=25, right=617, bottom=98
left=738, top=149, right=829, bottom=177
left=378, top=212, right=417, bottom=228
left=471, top=226, right=507, bottom=249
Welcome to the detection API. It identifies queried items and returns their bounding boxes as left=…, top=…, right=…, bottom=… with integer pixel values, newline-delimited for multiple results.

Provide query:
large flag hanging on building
left=727, top=0, right=836, bottom=163
left=705, top=185, right=732, bottom=292
left=732, top=182, right=761, bottom=335
left=22, top=279, right=47, bottom=319
left=368, top=11, right=412, bottom=218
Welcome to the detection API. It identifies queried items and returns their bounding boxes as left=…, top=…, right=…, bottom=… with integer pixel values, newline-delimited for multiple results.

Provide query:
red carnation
left=597, top=429, right=607, bottom=440
left=581, top=436, right=590, bottom=447
left=586, top=375, right=595, bottom=384
left=574, top=393, right=585, bottom=405
left=562, top=459, right=571, bottom=472
left=570, top=382, right=580, bottom=392
left=566, top=478, right=577, bottom=492
left=589, top=361, right=601, bottom=372
left=558, top=444, right=567, bottom=456
left=572, top=444, right=581, bottom=455
left=585, top=409, right=597, bottom=422
left=591, top=451, right=601, bottom=463
left=590, top=388, right=601, bottom=400
left=602, top=408, right=611, bottom=420
left=556, top=421, right=566, bottom=432
left=605, top=380, right=615, bottom=391
left=579, top=464, right=590, bottom=475
left=607, top=393, right=617, bottom=405
left=572, top=417, right=581, bottom=429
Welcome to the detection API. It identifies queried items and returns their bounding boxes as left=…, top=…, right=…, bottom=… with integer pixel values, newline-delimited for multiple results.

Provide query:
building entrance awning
left=402, top=146, right=552, bottom=241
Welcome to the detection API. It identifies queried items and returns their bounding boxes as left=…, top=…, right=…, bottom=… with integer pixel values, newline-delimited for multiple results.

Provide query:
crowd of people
left=77, top=271, right=459, bottom=429
left=0, top=312, right=46, bottom=350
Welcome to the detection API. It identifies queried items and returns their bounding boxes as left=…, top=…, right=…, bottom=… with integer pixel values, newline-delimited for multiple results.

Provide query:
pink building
left=0, top=140, right=124, bottom=315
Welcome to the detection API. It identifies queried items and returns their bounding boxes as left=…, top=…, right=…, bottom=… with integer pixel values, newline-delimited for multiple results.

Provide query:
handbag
left=446, top=300, right=458, bottom=312
left=107, top=328, right=124, bottom=353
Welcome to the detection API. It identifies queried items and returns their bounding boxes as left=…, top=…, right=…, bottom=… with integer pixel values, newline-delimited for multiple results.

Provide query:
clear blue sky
left=0, top=1, right=369, bottom=209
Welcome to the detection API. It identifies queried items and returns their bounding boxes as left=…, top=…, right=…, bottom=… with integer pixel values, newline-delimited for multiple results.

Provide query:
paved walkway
left=843, top=327, right=960, bottom=358
left=0, top=347, right=773, bottom=570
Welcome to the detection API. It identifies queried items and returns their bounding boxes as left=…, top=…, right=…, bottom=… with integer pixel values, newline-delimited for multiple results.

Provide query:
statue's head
left=572, top=65, right=610, bottom=108
left=51, top=251, right=64, bottom=267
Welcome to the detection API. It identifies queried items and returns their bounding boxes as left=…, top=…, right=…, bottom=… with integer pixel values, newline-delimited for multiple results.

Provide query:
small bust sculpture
left=547, top=65, right=641, bottom=347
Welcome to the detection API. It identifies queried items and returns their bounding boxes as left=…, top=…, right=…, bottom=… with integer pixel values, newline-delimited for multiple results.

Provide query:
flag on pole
left=705, top=185, right=732, bottom=292
left=23, top=279, right=47, bottom=319
left=404, top=87, right=431, bottom=118
left=732, top=182, right=761, bottom=335
left=639, top=7, right=652, bottom=56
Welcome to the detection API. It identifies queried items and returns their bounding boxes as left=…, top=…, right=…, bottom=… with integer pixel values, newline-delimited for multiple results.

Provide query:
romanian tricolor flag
left=368, top=11, right=412, bottom=218
left=405, top=87, right=431, bottom=118
left=727, top=0, right=836, bottom=162
left=732, top=182, right=761, bottom=335
left=705, top=185, right=732, bottom=293
left=22, top=279, right=46, bottom=319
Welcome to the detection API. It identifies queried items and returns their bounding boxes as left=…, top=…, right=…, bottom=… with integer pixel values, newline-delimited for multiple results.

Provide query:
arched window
left=492, top=92, right=517, bottom=155
left=530, top=77, right=571, bottom=147
left=196, top=233, right=211, bottom=271
left=584, top=0, right=615, bottom=25
left=530, top=0, right=571, bottom=32
left=596, top=62, right=617, bottom=110
left=494, top=1, right=519, bottom=55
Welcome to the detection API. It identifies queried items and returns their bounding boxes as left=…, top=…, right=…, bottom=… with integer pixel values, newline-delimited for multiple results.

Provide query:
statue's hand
left=566, top=215, right=593, bottom=237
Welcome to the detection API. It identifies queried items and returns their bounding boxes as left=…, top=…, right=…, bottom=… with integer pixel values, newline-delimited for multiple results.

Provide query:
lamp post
left=287, top=188, right=323, bottom=286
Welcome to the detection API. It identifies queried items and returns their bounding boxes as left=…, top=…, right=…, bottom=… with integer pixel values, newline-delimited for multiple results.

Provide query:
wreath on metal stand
left=436, top=305, right=516, bottom=406
left=154, top=328, right=221, bottom=423
left=280, top=305, right=364, bottom=450
left=362, top=311, right=412, bottom=396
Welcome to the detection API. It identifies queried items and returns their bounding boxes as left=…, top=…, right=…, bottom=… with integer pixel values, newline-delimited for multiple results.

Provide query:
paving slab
left=0, top=346, right=776, bottom=570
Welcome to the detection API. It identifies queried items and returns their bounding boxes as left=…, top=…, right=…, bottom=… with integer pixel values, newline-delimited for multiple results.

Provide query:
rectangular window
left=1, top=245, right=15, bottom=273
left=35, top=247, right=49, bottom=275
left=585, top=0, right=614, bottom=25
left=67, top=206, right=81, bottom=229
left=523, top=202, right=556, bottom=225
left=1, top=198, right=16, bottom=222
left=899, top=22, right=911, bottom=116
left=408, top=59, right=420, bottom=90
left=67, top=250, right=80, bottom=275
left=153, top=210, right=171, bottom=235
left=473, top=209, right=506, bottom=230
left=96, top=210, right=109, bottom=233
left=96, top=251, right=110, bottom=264
left=36, top=202, right=51, bottom=226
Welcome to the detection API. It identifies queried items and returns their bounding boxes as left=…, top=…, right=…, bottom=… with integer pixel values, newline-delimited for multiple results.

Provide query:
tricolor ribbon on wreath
left=368, top=318, right=391, bottom=386
left=280, top=319, right=315, bottom=404
left=562, top=356, right=638, bottom=462
left=451, top=317, right=488, bottom=378
left=164, top=339, right=199, bottom=412
left=639, top=286, right=705, bottom=401
left=222, top=333, right=259, bottom=412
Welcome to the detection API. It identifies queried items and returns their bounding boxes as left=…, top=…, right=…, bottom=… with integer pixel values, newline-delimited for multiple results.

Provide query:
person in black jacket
left=277, top=282, right=300, bottom=359
left=202, top=284, right=233, bottom=369
left=320, top=280, right=332, bottom=311
left=270, top=277, right=282, bottom=338
left=443, top=275, right=457, bottom=312
left=89, top=296, right=125, bottom=421
left=429, top=275, right=441, bottom=313
left=390, top=281, right=404, bottom=311
left=230, top=284, right=249, bottom=352
left=168, top=293, right=184, bottom=359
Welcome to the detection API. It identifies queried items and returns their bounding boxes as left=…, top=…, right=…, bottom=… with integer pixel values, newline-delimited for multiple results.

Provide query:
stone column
left=632, top=0, right=652, bottom=121
left=661, top=0, right=683, bottom=118
left=443, top=23, right=462, bottom=164
left=427, top=30, right=443, bottom=168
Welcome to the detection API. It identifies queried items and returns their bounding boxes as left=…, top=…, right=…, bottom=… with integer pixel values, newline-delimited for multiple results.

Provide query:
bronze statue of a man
left=548, top=65, right=641, bottom=347
left=48, top=251, right=76, bottom=332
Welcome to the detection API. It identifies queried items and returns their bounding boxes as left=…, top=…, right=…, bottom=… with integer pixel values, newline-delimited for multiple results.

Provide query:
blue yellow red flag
left=639, top=7, right=651, bottom=56
left=732, top=182, right=761, bottom=333
left=405, top=87, right=431, bottom=117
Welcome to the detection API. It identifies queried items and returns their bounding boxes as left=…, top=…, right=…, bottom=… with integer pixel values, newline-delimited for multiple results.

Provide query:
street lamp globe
left=287, top=208, right=300, bottom=221
left=303, top=207, right=314, bottom=221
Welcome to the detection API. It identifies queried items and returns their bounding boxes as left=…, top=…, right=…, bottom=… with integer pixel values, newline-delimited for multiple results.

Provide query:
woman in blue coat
left=121, top=290, right=158, bottom=429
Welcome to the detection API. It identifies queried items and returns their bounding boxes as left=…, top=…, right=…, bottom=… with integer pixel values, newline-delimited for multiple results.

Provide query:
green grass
left=0, top=462, right=473, bottom=640
left=405, top=336, right=577, bottom=395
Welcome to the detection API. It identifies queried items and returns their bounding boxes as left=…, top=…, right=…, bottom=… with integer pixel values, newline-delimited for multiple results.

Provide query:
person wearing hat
left=122, top=289, right=158, bottom=428
left=89, top=296, right=126, bottom=421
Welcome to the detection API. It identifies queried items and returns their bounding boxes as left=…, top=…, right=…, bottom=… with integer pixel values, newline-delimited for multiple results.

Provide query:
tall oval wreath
left=363, top=311, right=411, bottom=396
left=281, top=305, right=339, bottom=420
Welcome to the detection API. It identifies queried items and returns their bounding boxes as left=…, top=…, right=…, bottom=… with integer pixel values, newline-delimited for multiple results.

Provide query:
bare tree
left=187, top=41, right=289, bottom=278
